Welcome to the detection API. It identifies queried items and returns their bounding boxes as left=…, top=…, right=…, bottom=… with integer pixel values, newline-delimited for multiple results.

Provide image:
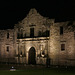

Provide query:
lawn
left=0, top=68, right=75, bottom=75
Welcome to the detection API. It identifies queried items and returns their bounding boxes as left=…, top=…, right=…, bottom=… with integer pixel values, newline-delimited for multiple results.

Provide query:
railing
left=17, top=35, right=49, bottom=39
left=17, top=30, right=50, bottom=39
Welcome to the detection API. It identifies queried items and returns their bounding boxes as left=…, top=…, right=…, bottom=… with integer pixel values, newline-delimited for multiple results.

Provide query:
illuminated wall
left=0, top=8, right=75, bottom=66
left=0, top=29, right=16, bottom=63
left=50, top=23, right=60, bottom=65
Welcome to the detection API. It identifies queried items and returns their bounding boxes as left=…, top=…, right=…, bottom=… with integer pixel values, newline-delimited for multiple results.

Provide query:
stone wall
left=0, top=29, right=16, bottom=63
left=50, top=23, right=60, bottom=65
left=16, top=37, right=49, bottom=64
left=59, top=31, right=75, bottom=66
left=0, top=8, right=75, bottom=66
left=15, top=8, right=54, bottom=38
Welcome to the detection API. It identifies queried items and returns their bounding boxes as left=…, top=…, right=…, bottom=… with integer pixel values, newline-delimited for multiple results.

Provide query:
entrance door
left=28, top=47, right=36, bottom=64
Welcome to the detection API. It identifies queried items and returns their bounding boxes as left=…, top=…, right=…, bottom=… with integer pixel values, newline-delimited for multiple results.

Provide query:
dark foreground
left=0, top=68, right=75, bottom=75
left=0, top=64, right=75, bottom=75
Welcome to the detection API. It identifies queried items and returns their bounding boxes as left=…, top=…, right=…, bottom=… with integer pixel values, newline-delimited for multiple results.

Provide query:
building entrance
left=28, top=47, right=36, bottom=64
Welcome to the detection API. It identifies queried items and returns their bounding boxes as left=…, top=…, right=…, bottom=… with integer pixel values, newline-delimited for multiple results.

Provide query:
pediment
left=15, top=8, right=54, bottom=28
left=21, top=8, right=47, bottom=25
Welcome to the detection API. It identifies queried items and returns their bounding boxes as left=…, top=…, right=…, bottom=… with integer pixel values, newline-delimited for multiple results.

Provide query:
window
left=30, top=28, right=34, bottom=37
left=7, top=46, right=9, bottom=52
left=38, top=31, right=42, bottom=36
left=7, top=32, right=9, bottom=39
left=60, top=26, right=63, bottom=35
left=21, top=33, right=23, bottom=38
left=61, top=44, right=65, bottom=51
left=43, top=30, right=50, bottom=37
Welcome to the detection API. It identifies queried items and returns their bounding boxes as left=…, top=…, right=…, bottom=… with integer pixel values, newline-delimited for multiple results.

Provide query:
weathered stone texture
left=0, top=29, right=16, bottom=62
left=0, top=8, right=75, bottom=66
left=50, top=23, right=60, bottom=65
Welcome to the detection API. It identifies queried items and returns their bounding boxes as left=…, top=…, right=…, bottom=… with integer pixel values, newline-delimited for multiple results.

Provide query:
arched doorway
left=28, top=47, right=36, bottom=64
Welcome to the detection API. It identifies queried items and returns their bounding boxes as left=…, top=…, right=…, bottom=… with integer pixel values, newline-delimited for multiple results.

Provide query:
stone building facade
left=0, top=8, right=75, bottom=66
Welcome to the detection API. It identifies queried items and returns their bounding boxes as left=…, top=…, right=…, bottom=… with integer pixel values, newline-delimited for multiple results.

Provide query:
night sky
left=0, top=0, right=75, bottom=29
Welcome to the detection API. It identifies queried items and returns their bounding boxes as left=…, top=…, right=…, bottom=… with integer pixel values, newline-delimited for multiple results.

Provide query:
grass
left=0, top=68, right=75, bottom=75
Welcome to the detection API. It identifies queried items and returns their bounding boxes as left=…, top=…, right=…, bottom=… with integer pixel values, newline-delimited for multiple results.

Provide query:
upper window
left=17, top=33, right=19, bottom=39
left=60, top=26, right=63, bottom=35
left=7, top=46, right=9, bottom=52
left=20, top=29, right=23, bottom=38
left=30, top=28, right=34, bottom=37
left=38, top=31, right=42, bottom=36
left=43, top=30, right=50, bottom=37
left=61, top=44, right=65, bottom=51
left=7, top=32, right=9, bottom=39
